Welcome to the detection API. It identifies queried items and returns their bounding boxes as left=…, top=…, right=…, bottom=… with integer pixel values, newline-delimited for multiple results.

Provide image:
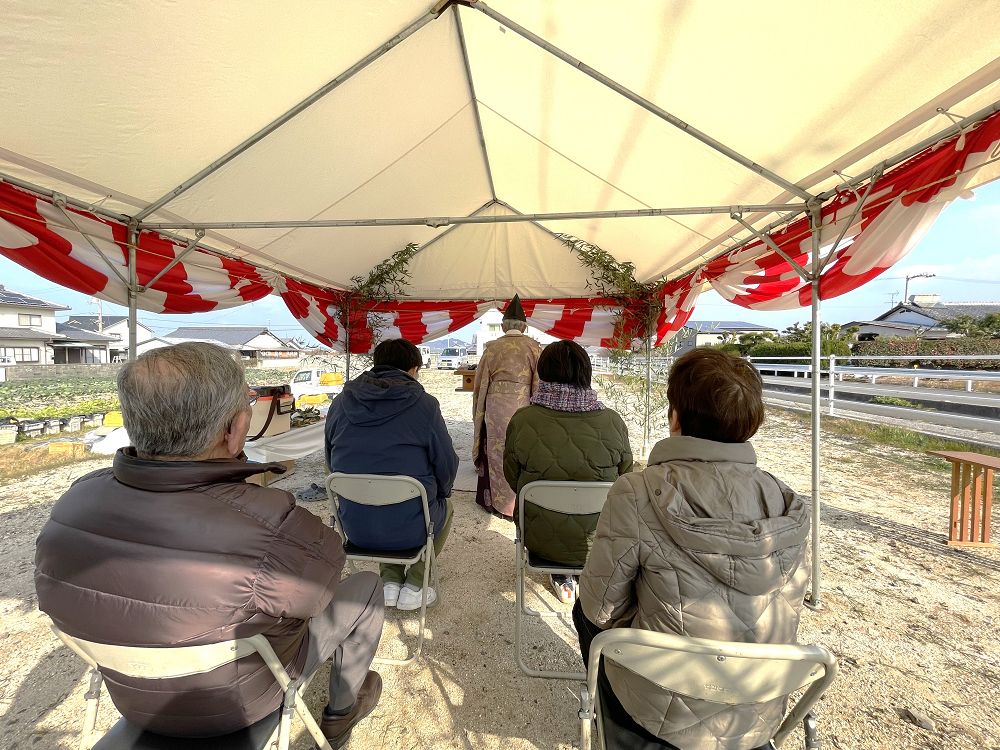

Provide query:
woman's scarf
left=530, top=381, right=605, bottom=412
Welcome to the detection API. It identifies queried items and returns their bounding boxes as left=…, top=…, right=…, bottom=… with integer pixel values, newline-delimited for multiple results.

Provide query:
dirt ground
left=1, top=369, right=998, bottom=749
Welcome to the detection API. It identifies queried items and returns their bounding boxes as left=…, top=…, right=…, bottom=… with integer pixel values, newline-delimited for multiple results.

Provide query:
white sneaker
left=396, top=584, right=436, bottom=611
left=383, top=582, right=401, bottom=608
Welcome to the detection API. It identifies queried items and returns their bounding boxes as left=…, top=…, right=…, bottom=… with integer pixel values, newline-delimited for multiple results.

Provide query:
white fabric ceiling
left=2, top=0, right=1000, bottom=298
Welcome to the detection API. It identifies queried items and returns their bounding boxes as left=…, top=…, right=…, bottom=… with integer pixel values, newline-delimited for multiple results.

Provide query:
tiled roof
left=0, top=286, right=69, bottom=310
left=159, top=337, right=238, bottom=349
left=878, top=301, right=1000, bottom=323
left=0, top=327, right=63, bottom=340
left=55, top=323, right=117, bottom=342
left=62, top=315, right=130, bottom=332
left=683, top=321, right=778, bottom=332
left=163, top=327, right=293, bottom=348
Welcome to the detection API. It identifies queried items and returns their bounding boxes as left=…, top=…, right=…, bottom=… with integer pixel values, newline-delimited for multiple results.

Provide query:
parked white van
left=437, top=347, right=468, bottom=370
left=418, top=345, right=432, bottom=368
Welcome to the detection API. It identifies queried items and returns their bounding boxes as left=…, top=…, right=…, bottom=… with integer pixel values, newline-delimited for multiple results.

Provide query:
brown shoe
left=320, top=671, right=382, bottom=748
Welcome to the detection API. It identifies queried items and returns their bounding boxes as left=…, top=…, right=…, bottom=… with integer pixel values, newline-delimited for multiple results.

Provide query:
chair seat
left=344, top=540, right=425, bottom=562
left=92, top=708, right=282, bottom=750
left=526, top=550, right=585, bottom=574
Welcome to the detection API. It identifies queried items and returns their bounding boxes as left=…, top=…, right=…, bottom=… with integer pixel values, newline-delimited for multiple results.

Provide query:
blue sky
left=3, top=179, right=997, bottom=343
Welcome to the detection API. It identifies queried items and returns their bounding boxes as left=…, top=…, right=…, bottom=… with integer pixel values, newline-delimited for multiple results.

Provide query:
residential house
left=470, top=308, right=555, bottom=356
left=0, top=285, right=70, bottom=366
left=62, top=315, right=154, bottom=361
left=161, top=327, right=301, bottom=366
left=847, top=295, right=1000, bottom=340
left=673, top=320, right=779, bottom=353
left=52, top=323, right=116, bottom=364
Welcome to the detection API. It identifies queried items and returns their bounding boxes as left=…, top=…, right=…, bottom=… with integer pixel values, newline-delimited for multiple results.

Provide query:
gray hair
left=502, top=320, right=526, bottom=332
left=117, top=343, right=247, bottom=458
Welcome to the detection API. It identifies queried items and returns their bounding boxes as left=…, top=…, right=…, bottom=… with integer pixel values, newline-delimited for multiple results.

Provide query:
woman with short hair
left=503, top=339, right=632, bottom=603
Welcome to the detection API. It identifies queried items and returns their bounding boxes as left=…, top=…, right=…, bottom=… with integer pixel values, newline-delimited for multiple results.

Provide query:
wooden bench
left=927, top=451, right=998, bottom=547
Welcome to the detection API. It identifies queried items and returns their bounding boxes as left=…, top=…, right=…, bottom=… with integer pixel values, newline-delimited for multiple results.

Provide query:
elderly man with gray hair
left=34, top=343, right=384, bottom=748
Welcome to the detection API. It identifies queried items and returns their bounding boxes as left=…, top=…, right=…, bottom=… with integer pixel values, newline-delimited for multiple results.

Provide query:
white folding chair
left=515, top=480, right=613, bottom=681
left=579, top=628, right=838, bottom=750
left=326, top=472, right=439, bottom=666
left=48, top=620, right=332, bottom=750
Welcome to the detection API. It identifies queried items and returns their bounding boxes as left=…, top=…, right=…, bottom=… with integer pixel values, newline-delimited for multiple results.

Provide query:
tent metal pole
left=468, top=1, right=814, bottom=202
left=138, top=229, right=206, bottom=292
left=731, top=215, right=811, bottom=280
left=660, top=99, right=1000, bottom=283
left=816, top=99, right=1000, bottom=200
left=805, top=205, right=823, bottom=611
left=50, top=196, right=131, bottom=288
left=141, top=202, right=808, bottom=231
left=816, top=166, right=883, bottom=276
left=454, top=5, right=496, bottom=200
left=133, top=8, right=445, bottom=222
left=127, top=223, right=139, bottom=362
left=0, top=172, right=131, bottom=224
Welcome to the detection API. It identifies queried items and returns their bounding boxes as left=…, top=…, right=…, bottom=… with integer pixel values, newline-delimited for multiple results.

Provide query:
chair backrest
left=327, top=473, right=428, bottom=506
left=49, top=622, right=262, bottom=680
left=588, top=628, right=837, bottom=746
left=326, top=473, right=433, bottom=544
left=519, top=481, right=612, bottom=526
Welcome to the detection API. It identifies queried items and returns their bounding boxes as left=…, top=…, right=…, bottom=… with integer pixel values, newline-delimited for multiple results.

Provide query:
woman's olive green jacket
left=503, top=405, right=632, bottom=565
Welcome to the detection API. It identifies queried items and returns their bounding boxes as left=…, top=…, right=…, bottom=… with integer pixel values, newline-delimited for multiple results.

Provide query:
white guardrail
left=747, top=354, right=1000, bottom=415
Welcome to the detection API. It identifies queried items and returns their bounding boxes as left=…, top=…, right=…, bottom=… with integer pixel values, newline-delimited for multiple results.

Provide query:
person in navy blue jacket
left=325, top=338, right=459, bottom=611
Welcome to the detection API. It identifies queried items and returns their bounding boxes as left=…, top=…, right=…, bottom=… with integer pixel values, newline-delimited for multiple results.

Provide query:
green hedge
left=746, top=340, right=851, bottom=361
left=707, top=343, right=743, bottom=356
left=853, top=337, right=1000, bottom=370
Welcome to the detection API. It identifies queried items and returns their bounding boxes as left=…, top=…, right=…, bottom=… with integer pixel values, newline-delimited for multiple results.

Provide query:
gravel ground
left=1, top=369, right=998, bottom=749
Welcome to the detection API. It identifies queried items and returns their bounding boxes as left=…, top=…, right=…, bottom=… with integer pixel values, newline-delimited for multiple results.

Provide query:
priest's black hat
left=502, top=294, right=526, bottom=322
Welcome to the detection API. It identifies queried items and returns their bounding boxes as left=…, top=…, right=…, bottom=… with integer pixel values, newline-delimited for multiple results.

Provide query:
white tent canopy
left=2, top=0, right=1000, bottom=298
left=4, top=1, right=1000, bottom=609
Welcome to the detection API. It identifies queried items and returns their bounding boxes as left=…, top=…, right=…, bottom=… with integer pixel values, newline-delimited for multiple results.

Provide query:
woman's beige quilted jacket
left=579, top=436, right=810, bottom=750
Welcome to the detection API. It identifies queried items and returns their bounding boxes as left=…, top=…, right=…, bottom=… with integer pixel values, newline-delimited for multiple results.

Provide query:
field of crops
left=0, top=367, right=299, bottom=420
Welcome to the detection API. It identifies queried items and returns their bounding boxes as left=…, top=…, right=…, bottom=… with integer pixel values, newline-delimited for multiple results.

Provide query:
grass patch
left=0, top=441, right=97, bottom=483
left=778, top=407, right=1000, bottom=461
left=869, top=395, right=935, bottom=410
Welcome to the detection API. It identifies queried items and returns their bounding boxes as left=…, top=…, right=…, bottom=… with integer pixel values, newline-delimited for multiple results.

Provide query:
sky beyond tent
left=1, top=1, right=1000, bottom=351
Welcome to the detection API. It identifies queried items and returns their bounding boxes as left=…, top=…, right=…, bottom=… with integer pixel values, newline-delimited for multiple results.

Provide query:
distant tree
left=781, top=322, right=858, bottom=343
left=941, top=313, right=1000, bottom=338
left=737, top=331, right=776, bottom=353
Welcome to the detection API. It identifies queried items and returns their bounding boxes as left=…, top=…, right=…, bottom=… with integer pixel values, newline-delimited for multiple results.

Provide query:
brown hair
left=666, top=348, right=764, bottom=443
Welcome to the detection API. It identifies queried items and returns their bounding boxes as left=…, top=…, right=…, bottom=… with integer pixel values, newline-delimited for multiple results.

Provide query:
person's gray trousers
left=301, top=571, right=385, bottom=712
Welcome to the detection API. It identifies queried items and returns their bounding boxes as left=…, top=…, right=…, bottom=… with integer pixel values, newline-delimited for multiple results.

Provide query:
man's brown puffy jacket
left=580, top=436, right=810, bottom=750
left=34, top=448, right=346, bottom=737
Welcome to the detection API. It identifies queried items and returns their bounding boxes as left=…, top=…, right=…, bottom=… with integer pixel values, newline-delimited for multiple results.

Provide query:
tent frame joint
left=137, top=229, right=206, bottom=293
left=50, top=194, right=131, bottom=288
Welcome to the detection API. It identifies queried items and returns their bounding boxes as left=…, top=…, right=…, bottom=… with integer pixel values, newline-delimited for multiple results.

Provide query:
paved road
left=762, top=388, right=1000, bottom=435
left=761, top=376, right=1000, bottom=409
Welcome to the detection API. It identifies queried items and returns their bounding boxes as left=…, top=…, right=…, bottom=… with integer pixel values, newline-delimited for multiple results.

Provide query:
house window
left=1, top=347, right=39, bottom=363
left=18, top=314, right=42, bottom=327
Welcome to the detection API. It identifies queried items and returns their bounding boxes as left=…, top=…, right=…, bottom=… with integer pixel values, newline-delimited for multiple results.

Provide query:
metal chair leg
left=515, top=541, right=586, bottom=681
left=803, top=711, right=820, bottom=749
left=80, top=668, right=103, bottom=750
left=579, top=685, right=593, bottom=750
left=373, top=543, right=431, bottom=667
left=276, top=698, right=294, bottom=750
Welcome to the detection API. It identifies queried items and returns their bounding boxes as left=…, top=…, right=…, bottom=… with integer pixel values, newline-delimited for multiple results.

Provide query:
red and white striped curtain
left=2, top=108, right=998, bottom=348
left=0, top=181, right=273, bottom=313
left=701, top=109, right=1000, bottom=310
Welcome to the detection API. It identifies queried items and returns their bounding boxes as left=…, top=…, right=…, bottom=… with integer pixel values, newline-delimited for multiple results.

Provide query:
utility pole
left=88, top=297, right=104, bottom=332
left=904, top=272, right=935, bottom=302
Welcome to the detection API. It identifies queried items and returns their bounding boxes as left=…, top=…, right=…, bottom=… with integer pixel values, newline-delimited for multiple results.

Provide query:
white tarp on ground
left=1, top=0, right=1000, bottom=333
